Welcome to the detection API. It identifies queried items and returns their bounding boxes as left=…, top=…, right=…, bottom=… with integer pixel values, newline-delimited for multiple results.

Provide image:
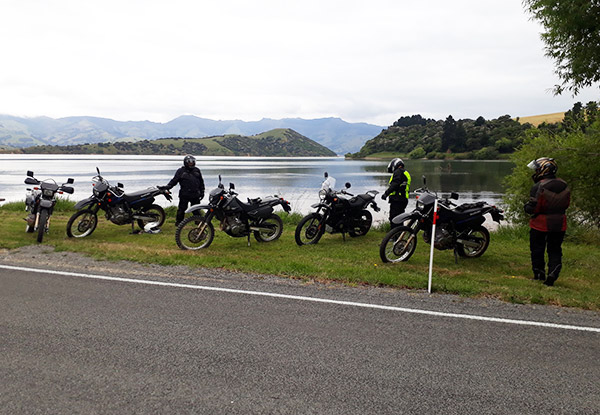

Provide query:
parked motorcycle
left=295, top=172, right=380, bottom=245
left=175, top=175, right=291, bottom=250
left=379, top=177, right=504, bottom=263
left=66, top=167, right=172, bottom=238
left=24, top=171, right=74, bottom=243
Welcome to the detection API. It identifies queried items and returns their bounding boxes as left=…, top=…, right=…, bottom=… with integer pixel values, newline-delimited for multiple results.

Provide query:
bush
left=409, top=147, right=426, bottom=159
left=503, top=123, right=600, bottom=229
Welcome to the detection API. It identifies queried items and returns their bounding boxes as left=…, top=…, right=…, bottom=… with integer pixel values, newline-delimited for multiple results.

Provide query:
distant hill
left=0, top=114, right=383, bottom=154
left=15, top=129, right=337, bottom=157
left=516, top=112, right=565, bottom=127
left=350, top=114, right=532, bottom=159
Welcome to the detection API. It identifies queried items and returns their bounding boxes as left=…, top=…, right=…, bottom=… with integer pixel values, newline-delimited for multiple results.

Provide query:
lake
left=0, top=155, right=514, bottom=223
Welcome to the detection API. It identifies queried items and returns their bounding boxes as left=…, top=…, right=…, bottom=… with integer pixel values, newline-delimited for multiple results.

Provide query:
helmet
left=184, top=155, right=196, bottom=168
left=387, top=158, right=404, bottom=173
left=527, top=157, right=557, bottom=182
left=144, top=223, right=161, bottom=234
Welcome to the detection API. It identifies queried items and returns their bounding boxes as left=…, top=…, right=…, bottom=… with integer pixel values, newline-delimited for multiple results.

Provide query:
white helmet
left=387, top=158, right=404, bottom=173
left=144, top=223, right=161, bottom=234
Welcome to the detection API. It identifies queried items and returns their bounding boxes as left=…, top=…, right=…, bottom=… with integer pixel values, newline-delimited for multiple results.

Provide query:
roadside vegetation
left=1, top=202, right=598, bottom=310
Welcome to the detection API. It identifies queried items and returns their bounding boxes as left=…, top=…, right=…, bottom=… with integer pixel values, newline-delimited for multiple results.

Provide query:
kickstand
left=453, top=248, right=459, bottom=264
left=247, top=233, right=251, bottom=247
left=342, top=232, right=346, bottom=242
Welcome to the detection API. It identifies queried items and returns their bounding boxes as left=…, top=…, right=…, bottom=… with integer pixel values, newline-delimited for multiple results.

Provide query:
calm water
left=0, top=155, right=513, bottom=223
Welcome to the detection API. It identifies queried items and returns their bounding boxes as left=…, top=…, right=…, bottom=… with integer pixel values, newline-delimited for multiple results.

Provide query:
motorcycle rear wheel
left=36, top=209, right=49, bottom=243
left=380, top=225, right=418, bottom=263
left=254, top=213, right=283, bottom=242
left=349, top=209, right=372, bottom=237
left=66, top=209, right=98, bottom=238
left=136, top=204, right=166, bottom=229
left=456, top=226, right=490, bottom=258
left=295, top=213, right=325, bottom=246
left=175, top=215, right=215, bottom=250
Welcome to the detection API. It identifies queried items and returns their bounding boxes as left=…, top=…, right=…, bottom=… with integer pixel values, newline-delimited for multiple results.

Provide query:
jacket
left=384, top=168, right=411, bottom=200
left=167, top=166, right=205, bottom=199
left=524, top=176, right=570, bottom=232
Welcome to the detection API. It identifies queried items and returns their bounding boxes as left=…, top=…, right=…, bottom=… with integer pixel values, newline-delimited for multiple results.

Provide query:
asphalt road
left=1, top=265, right=599, bottom=414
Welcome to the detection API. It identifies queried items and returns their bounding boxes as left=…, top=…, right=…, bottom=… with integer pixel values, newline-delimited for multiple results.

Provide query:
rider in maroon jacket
left=524, top=157, right=570, bottom=286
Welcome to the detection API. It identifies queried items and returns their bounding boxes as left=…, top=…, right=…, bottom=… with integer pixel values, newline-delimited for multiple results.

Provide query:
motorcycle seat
left=347, top=194, right=372, bottom=208
left=455, top=201, right=486, bottom=211
left=122, top=188, right=155, bottom=202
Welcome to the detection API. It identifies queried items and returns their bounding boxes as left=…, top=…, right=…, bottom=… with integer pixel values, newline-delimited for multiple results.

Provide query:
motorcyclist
left=524, top=157, right=570, bottom=286
left=162, top=155, right=205, bottom=226
left=381, top=158, right=411, bottom=228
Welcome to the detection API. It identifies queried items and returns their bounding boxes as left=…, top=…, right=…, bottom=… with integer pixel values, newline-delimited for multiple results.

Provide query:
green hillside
left=10, top=128, right=336, bottom=157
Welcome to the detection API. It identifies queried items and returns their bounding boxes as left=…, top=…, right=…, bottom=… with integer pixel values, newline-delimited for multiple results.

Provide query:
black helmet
left=184, top=155, right=196, bottom=168
left=527, top=157, right=557, bottom=182
left=387, top=158, right=404, bottom=173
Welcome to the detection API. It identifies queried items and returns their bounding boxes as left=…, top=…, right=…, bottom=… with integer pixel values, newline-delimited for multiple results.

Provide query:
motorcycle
left=379, top=176, right=504, bottom=263
left=175, top=175, right=291, bottom=250
left=66, top=167, right=172, bottom=238
left=24, top=171, right=75, bottom=243
left=295, top=172, right=380, bottom=245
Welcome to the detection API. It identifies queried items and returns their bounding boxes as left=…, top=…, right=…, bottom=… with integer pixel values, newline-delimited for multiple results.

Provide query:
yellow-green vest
left=389, top=171, right=411, bottom=198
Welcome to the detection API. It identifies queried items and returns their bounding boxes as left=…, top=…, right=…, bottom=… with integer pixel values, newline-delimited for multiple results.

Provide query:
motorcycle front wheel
left=295, top=213, right=325, bottom=246
left=136, top=204, right=166, bottom=229
left=66, top=209, right=98, bottom=238
left=380, top=225, right=418, bottom=263
left=349, top=209, right=372, bottom=237
left=456, top=226, right=490, bottom=258
left=254, top=213, right=283, bottom=242
left=36, top=209, right=49, bottom=243
left=175, top=215, right=215, bottom=250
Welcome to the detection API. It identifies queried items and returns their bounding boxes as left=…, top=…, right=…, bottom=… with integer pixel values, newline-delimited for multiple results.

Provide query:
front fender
left=391, top=211, right=422, bottom=225
left=310, top=202, right=330, bottom=210
left=74, top=196, right=96, bottom=210
left=184, top=203, right=211, bottom=214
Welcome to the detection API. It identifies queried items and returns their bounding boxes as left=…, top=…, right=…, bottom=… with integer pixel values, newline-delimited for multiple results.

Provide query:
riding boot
left=544, top=264, right=562, bottom=286
left=533, top=268, right=546, bottom=281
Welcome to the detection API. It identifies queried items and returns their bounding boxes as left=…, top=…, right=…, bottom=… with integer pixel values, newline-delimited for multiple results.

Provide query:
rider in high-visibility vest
left=381, top=158, right=411, bottom=228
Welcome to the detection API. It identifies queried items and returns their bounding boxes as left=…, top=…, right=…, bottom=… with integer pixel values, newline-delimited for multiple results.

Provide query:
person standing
left=163, top=155, right=205, bottom=226
left=524, top=157, right=570, bottom=286
left=381, top=158, right=411, bottom=227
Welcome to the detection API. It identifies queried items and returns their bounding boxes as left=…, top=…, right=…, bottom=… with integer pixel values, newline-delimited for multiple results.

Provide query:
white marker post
left=427, top=199, right=439, bottom=294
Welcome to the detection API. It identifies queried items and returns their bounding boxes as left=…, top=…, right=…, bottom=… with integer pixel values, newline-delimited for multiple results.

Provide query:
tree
left=523, top=0, right=600, bottom=94
left=441, top=115, right=457, bottom=152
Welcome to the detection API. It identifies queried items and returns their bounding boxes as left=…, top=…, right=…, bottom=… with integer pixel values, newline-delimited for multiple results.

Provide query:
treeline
left=19, top=140, right=208, bottom=155
left=350, top=114, right=532, bottom=159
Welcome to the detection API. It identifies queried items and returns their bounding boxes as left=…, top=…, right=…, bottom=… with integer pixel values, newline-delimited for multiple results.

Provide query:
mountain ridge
left=11, top=128, right=338, bottom=157
left=0, top=114, right=383, bottom=154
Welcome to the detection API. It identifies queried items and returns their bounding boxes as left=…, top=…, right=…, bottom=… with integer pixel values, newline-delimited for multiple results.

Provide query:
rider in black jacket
left=164, top=155, right=205, bottom=226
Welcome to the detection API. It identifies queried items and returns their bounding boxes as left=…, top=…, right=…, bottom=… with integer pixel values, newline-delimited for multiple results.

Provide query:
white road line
left=1, top=263, right=599, bottom=333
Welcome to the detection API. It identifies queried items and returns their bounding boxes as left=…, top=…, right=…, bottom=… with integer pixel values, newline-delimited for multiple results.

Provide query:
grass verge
left=1, top=203, right=599, bottom=310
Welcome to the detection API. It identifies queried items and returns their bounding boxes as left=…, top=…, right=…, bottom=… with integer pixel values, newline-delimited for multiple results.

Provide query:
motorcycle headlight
left=319, top=189, right=327, bottom=200
left=416, top=200, right=424, bottom=211
left=43, top=189, right=55, bottom=197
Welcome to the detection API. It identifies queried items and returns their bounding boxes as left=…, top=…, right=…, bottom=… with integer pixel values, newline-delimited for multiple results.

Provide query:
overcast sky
left=1, top=0, right=599, bottom=126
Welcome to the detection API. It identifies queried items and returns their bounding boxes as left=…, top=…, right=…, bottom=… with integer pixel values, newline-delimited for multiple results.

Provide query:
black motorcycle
left=24, top=171, right=74, bottom=243
left=66, top=167, right=172, bottom=238
left=379, top=177, right=504, bottom=263
left=295, top=172, right=380, bottom=245
left=175, top=175, right=291, bottom=250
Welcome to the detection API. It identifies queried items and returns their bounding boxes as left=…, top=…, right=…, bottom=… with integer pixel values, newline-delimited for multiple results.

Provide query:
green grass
left=1, top=204, right=599, bottom=310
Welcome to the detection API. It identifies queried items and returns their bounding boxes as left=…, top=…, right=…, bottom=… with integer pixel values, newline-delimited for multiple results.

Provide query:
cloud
left=0, top=0, right=598, bottom=126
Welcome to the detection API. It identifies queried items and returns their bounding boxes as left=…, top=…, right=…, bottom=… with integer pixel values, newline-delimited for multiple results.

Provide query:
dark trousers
left=389, top=197, right=408, bottom=228
left=176, top=196, right=200, bottom=224
left=530, top=228, right=565, bottom=279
